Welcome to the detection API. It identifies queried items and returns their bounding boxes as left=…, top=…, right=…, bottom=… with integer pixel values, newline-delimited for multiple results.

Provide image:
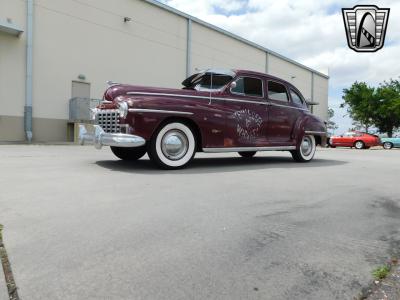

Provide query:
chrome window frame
left=229, top=76, right=265, bottom=99
left=267, top=80, right=290, bottom=102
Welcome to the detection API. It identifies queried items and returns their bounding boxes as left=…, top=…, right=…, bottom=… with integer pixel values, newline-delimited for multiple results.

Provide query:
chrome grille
left=96, top=109, right=120, bottom=133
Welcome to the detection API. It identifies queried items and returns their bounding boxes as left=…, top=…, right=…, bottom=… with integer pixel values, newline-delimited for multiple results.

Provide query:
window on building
left=267, top=81, right=289, bottom=102
left=231, top=77, right=263, bottom=97
left=290, top=89, right=304, bottom=106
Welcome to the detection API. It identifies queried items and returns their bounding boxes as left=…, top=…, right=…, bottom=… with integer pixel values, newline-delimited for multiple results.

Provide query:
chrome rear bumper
left=79, top=125, right=146, bottom=149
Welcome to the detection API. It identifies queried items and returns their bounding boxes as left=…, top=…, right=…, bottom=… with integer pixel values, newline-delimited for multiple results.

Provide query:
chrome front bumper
left=79, top=125, right=146, bottom=149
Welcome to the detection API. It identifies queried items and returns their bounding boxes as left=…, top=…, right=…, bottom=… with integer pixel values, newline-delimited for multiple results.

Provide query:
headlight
left=117, top=101, right=128, bottom=119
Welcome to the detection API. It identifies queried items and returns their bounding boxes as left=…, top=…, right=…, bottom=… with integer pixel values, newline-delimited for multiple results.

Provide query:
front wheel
left=354, top=140, right=365, bottom=149
left=238, top=151, right=256, bottom=158
left=148, top=122, right=196, bottom=169
left=110, top=146, right=147, bottom=161
left=291, top=135, right=316, bottom=162
left=383, top=142, right=393, bottom=150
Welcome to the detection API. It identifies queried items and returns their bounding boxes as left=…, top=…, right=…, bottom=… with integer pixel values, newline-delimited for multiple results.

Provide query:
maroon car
left=80, top=69, right=327, bottom=169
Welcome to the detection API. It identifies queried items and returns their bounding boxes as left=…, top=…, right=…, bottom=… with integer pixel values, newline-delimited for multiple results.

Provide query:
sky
left=159, top=0, right=400, bottom=134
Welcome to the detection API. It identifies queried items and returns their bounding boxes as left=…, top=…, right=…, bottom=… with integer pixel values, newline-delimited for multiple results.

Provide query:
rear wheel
left=354, top=140, right=365, bottom=149
left=148, top=122, right=196, bottom=169
left=238, top=151, right=256, bottom=158
left=291, top=135, right=316, bottom=162
left=110, top=146, right=147, bottom=161
left=383, top=142, right=393, bottom=150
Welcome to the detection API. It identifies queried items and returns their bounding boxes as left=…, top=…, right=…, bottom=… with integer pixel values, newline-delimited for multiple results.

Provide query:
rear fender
left=293, top=114, right=327, bottom=147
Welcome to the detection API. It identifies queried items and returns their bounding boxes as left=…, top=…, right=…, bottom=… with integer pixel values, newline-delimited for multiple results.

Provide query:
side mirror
left=230, top=81, right=237, bottom=90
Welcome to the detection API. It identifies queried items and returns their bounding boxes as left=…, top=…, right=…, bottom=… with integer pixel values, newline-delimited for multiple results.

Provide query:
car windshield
left=182, top=69, right=235, bottom=91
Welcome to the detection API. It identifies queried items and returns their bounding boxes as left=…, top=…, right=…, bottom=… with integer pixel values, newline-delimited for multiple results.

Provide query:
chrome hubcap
left=384, top=143, right=391, bottom=149
left=356, top=142, right=363, bottom=149
left=161, top=130, right=188, bottom=160
left=301, top=136, right=313, bottom=156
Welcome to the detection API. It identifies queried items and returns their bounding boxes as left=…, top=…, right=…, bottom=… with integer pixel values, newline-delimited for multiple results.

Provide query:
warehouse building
left=0, top=0, right=329, bottom=142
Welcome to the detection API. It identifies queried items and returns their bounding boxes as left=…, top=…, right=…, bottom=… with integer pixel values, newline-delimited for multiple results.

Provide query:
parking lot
left=1, top=145, right=399, bottom=299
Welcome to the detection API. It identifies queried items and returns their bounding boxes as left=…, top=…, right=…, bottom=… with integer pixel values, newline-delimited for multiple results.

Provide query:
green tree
left=341, top=82, right=375, bottom=133
left=342, top=80, right=400, bottom=136
left=326, top=107, right=338, bottom=134
left=374, top=80, right=400, bottom=137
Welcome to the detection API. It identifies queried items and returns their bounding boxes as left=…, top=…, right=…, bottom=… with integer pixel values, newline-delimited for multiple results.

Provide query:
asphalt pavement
left=0, top=145, right=399, bottom=300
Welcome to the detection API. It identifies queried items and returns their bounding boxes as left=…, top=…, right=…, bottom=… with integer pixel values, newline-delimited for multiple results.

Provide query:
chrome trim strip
left=305, top=131, right=327, bottom=135
left=203, top=146, right=296, bottom=153
left=269, top=102, right=308, bottom=111
left=126, top=92, right=308, bottom=111
left=129, top=108, right=193, bottom=115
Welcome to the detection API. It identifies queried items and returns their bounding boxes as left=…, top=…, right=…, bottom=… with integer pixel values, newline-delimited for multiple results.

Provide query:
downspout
left=186, top=18, right=192, bottom=78
left=310, top=72, right=314, bottom=114
left=24, top=0, right=33, bottom=142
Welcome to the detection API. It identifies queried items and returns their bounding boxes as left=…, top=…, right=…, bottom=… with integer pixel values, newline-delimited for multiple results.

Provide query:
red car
left=329, top=131, right=380, bottom=149
left=79, top=69, right=327, bottom=169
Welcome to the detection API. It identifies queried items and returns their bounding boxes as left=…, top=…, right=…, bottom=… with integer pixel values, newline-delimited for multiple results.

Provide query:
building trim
left=0, top=20, right=24, bottom=36
left=186, top=18, right=192, bottom=77
left=143, top=0, right=329, bottom=79
left=310, top=72, right=314, bottom=114
left=25, top=0, right=34, bottom=142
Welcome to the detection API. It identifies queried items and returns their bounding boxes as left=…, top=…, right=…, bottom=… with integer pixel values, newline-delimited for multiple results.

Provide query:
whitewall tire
left=148, top=122, right=196, bottom=169
left=291, top=135, right=316, bottom=162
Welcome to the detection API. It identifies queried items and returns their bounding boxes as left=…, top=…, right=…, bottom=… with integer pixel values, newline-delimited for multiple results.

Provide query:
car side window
left=268, top=81, right=289, bottom=102
left=290, top=89, right=304, bottom=106
left=231, top=77, right=263, bottom=97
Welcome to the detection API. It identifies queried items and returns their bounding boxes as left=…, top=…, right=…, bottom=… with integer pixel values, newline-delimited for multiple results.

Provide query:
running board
left=203, top=146, right=296, bottom=153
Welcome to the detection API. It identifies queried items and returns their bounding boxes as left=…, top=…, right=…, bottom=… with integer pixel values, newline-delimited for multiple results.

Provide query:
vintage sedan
left=381, top=137, right=400, bottom=149
left=329, top=131, right=380, bottom=149
left=79, top=69, right=327, bottom=169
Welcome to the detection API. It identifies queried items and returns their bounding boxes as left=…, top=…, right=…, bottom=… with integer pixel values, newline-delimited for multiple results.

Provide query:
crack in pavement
left=0, top=225, right=20, bottom=300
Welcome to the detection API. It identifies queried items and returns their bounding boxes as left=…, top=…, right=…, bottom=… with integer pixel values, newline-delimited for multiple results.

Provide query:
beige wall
left=191, top=22, right=266, bottom=73
left=268, top=53, right=312, bottom=100
left=33, top=0, right=187, bottom=121
left=0, top=0, right=328, bottom=142
left=0, top=0, right=26, bottom=116
left=313, top=74, right=329, bottom=121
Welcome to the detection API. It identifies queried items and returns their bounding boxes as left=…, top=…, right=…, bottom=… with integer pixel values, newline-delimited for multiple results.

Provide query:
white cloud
left=161, top=0, right=399, bottom=133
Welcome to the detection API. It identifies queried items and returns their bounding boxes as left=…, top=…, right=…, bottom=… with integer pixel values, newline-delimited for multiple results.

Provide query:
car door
left=265, top=80, right=298, bottom=144
left=341, top=132, right=356, bottom=146
left=394, top=137, right=400, bottom=147
left=221, top=76, right=268, bottom=147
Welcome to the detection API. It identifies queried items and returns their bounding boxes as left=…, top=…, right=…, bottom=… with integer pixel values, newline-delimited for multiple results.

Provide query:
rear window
left=268, top=81, right=289, bottom=102
left=290, top=89, right=304, bottom=106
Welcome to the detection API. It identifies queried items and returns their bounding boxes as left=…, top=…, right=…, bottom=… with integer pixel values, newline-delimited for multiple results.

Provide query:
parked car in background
left=79, top=69, right=327, bottom=169
left=329, top=131, right=380, bottom=149
left=381, top=136, right=400, bottom=149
